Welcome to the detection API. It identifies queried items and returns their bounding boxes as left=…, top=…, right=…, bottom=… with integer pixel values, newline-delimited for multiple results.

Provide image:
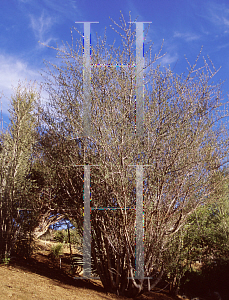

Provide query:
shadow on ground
left=9, top=254, right=107, bottom=295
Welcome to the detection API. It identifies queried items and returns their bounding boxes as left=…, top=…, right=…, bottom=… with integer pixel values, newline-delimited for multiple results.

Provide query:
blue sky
left=1, top=0, right=229, bottom=128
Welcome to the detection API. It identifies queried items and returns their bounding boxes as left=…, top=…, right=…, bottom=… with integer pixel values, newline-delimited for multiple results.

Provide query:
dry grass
left=0, top=239, right=180, bottom=300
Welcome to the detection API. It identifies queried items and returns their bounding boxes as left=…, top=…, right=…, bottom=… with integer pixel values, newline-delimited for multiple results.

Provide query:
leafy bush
left=50, top=243, right=63, bottom=259
left=68, top=229, right=82, bottom=245
left=54, top=229, right=81, bottom=245
left=54, top=230, right=65, bottom=243
left=1, top=254, right=11, bottom=265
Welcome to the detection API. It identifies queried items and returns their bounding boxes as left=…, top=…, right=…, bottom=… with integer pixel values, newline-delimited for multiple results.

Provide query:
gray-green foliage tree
left=40, top=14, right=229, bottom=297
left=0, top=82, right=40, bottom=260
left=183, top=167, right=229, bottom=265
left=163, top=167, right=229, bottom=295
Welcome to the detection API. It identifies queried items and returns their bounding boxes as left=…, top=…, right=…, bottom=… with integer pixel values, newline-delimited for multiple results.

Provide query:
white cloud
left=29, top=11, right=55, bottom=45
left=223, top=17, right=229, bottom=26
left=173, top=31, right=200, bottom=42
left=158, top=53, right=178, bottom=67
left=33, top=0, right=83, bottom=23
left=0, top=54, right=42, bottom=114
left=205, top=2, right=229, bottom=27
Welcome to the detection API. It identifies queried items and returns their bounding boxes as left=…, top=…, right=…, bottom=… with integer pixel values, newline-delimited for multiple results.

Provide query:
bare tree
left=40, top=14, right=229, bottom=297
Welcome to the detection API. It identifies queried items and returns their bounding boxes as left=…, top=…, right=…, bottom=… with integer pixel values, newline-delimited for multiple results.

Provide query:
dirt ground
left=0, top=240, right=183, bottom=300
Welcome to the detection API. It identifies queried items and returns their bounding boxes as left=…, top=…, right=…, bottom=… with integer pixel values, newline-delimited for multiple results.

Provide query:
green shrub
left=50, top=243, right=63, bottom=259
left=68, top=229, right=82, bottom=245
left=54, top=229, right=81, bottom=245
left=54, top=230, right=65, bottom=243
left=1, top=254, right=10, bottom=265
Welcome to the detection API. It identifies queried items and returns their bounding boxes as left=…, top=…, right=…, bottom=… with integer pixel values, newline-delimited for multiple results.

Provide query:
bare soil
left=0, top=240, right=182, bottom=300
